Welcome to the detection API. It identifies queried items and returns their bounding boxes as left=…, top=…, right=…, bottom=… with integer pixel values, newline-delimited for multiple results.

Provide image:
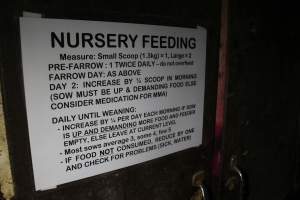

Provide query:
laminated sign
left=19, top=17, right=207, bottom=190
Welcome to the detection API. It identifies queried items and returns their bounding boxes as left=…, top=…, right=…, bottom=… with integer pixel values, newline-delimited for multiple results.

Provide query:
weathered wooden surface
left=0, top=87, right=14, bottom=200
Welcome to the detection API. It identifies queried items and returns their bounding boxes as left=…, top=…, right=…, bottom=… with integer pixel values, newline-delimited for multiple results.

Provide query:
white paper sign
left=19, top=17, right=207, bottom=191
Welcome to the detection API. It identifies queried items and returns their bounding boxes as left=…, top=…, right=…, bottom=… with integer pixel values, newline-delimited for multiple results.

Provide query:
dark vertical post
left=211, top=0, right=230, bottom=199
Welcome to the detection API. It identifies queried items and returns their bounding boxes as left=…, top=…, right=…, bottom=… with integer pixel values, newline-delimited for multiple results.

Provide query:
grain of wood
left=0, top=88, right=14, bottom=200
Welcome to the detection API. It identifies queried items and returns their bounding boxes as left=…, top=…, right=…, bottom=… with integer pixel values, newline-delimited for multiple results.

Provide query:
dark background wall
left=227, top=0, right=300, bottom=199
